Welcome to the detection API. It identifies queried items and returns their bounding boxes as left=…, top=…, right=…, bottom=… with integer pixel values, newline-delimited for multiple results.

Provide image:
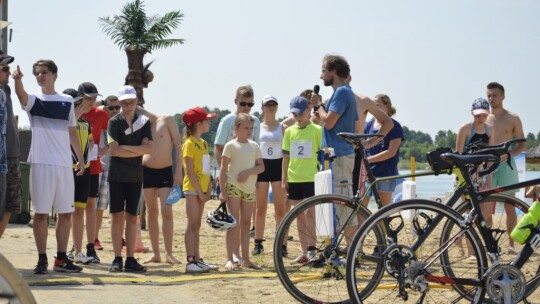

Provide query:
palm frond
left=99, top=0, right=184, bottom=52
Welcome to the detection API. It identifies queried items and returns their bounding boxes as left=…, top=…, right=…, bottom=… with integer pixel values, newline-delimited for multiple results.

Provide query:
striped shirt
left=23, top=93, right=76, bottom=168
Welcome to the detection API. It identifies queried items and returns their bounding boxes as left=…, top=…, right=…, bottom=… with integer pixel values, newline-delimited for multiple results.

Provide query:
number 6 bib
left=290, top=140, right=313, bottom=159
left=261, top=142, right=282, bottom=159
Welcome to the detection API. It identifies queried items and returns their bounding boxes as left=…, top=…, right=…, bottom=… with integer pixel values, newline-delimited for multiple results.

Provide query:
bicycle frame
left=382, top=160, right=540, bottom=288
left=322, top=140, right=453, bottom=253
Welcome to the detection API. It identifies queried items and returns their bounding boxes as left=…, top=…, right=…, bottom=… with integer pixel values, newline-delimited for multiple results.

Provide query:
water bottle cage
left=385, top=215, right=405, bottom=241
left=412, top=212, right=433, bottom=236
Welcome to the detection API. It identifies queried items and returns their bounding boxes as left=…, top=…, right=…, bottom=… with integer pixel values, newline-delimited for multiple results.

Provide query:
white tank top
left=259, top=123, right=283, bottom=159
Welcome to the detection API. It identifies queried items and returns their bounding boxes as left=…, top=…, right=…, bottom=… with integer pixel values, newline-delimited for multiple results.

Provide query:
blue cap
left=289, top=96, right=308, bottom=114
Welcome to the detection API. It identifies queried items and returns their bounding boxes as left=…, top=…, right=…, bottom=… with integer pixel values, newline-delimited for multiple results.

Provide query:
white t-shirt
left=23, top=93, right=76, bottom=167
left=222, top=139, right=261, bottom=193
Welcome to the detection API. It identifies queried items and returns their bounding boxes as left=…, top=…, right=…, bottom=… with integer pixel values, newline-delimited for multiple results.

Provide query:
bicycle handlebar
left=337, top=132, right=384, bottom=147
left=470, top=138, right=525, bottom=171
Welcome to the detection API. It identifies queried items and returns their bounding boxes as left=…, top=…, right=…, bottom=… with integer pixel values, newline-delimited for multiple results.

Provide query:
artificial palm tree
left=99, top=0, right=184, bottom=104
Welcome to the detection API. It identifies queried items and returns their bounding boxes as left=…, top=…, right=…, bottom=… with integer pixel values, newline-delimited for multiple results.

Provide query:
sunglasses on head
left=1, top=66, right=9, bottom=73
left=239, top=102, right=255, bottom=107
left=107, top=105, right=121, bottom=111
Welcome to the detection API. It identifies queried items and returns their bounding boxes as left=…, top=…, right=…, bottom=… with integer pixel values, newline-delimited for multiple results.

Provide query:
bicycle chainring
left=383, top=244, right=416, bottom=279
left=485, top=264, right=526, bottom=304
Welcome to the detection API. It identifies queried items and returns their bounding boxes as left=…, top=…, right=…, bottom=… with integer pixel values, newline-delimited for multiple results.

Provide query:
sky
left=5, top=0, right=540, bottom=138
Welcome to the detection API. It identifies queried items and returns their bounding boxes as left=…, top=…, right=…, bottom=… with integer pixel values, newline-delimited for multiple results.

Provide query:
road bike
left=273, top=133, right=455, bottom=304
left=345, top=138, right=540, bottom=303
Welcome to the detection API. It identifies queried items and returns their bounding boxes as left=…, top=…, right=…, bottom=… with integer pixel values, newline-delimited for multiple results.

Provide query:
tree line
left=173, top=107, right=540, bottom=163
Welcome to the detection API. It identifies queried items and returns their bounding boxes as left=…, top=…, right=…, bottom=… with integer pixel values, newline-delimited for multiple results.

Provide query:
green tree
left=434, top=130, right=457, bottom=148
left=526, top=132, right=537, bottom=149
left=99, top=0, right=184, bottom=104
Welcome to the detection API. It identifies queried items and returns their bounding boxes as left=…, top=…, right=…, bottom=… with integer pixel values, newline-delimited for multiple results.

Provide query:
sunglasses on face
left=239, top=102, right=255, bottom=107
left=1, top=66, right=9, bottom=73
left=107, top=105, right=121, bottom=111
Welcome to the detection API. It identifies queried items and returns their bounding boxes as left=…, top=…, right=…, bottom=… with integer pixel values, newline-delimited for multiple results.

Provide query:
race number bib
left=290, top=141, right=313, bottom=159
left=261, top=142, right=282, bottom=159
left=202, top=154, right=210, bottom=175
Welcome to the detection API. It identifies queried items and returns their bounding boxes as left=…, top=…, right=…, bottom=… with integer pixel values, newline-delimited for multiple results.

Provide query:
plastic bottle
left=511, top=201, right=540, bottom=244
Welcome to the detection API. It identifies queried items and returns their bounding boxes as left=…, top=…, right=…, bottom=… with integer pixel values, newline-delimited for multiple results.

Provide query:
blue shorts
left=492, top=158, right=519, bottom=195
left=366, top=179, right=397, bottom=196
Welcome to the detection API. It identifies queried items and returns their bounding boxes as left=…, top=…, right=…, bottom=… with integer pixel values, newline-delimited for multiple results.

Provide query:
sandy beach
left=1, top=199, right=295, bottom=304
left=2, top=198, right=540, bottom=303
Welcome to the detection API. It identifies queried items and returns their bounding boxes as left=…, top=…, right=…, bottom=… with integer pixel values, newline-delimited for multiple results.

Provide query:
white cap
left=117, top=85, right=137, bottom=101
left=262, top=94, right=278, bottom=105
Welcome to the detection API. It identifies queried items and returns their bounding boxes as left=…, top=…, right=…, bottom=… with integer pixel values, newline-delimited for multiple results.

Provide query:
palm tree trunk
left=125, top=46, right=147, bottom=105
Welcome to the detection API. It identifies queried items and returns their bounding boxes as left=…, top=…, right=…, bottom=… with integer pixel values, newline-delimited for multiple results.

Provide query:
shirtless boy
left=485, top=81, right=526, bottom=254
left=142, top=115, right=183, bottom=264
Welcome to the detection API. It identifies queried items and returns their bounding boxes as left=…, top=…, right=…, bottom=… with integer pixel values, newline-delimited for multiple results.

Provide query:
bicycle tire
left=0, top=253, right=37, bottom=304
left=273, top=194, right=384, bottom=304
left=451, top=193, right=540, bottom=302
left=346, top=199, right=487, bottom=304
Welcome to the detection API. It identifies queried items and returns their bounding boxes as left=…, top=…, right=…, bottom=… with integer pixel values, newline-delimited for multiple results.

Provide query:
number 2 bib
left=290, top=140, right=313, bottom=159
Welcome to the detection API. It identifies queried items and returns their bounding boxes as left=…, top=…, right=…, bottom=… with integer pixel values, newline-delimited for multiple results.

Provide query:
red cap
left=182, top=107, right=216, bottom=126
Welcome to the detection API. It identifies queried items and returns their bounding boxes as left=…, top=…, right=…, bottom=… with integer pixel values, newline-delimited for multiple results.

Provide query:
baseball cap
left=262, top=94, right=278, bottom=105
left=471, top=98, right=490, bottom=115
left=289, top=96, right=308, bottom=114
left=0, top=49, right=14, bottom=65
left=117, top=85, right=137, bottom=101
left=76, top=82, right=102, bottom=100
left=182, top=107, right=217, bottom=126
left=63, top=88, right=78, bottom=99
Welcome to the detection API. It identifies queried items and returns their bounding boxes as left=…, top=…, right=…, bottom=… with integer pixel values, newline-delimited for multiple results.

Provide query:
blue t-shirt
left=364, top=118, right=404, bottom=177
left=214, top=112, right=260, bottom=145
left=324, top=84, right=358, bottom=157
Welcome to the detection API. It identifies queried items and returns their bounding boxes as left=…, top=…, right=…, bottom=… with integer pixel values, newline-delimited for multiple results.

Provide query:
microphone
left=313, top=85, right=321, bottom=112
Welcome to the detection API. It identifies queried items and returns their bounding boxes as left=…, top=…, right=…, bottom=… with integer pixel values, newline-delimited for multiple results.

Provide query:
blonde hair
left=374, top=94, right=396, bottom=117
left=234, top=113, right=254, bottom=128
left=235, top=85, right=254, bottom=100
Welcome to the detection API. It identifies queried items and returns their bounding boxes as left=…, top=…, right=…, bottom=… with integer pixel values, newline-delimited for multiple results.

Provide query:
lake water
left=407, top=170, right=540, bottom=200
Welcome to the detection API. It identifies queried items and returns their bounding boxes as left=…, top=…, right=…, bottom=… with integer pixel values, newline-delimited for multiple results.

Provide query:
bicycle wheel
left=273, top=194, right=384, bottom=304
left=0, top=253, right=37, bottom=304
left=451, top=193, right=540, bottom=301
left=346, top=199, right=487, bottom=304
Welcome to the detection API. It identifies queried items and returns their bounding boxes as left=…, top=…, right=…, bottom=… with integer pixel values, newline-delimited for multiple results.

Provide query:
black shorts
left=143, top=166, right=174, bottom=189
left=89, top=174, right=100, bottom=198
left=288, top=182, right=315, bottom=201
left=74, top=169, right=91, bottom=206
left=109, top=181, right=142, bottom=215
left=257, top=158, right=283, bottom=182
